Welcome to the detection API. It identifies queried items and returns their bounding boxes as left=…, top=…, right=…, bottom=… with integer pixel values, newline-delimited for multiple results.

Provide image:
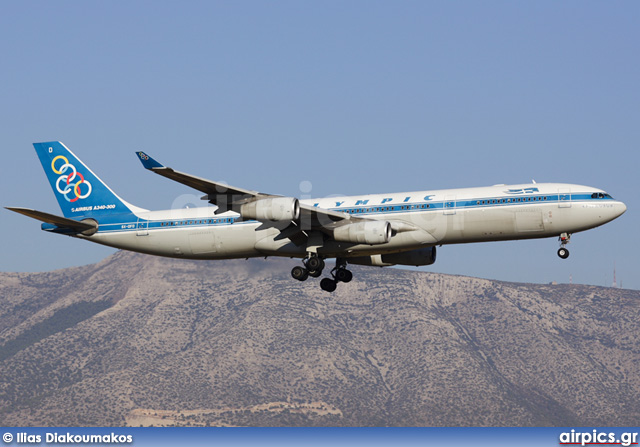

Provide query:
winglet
left=136, top=151, right=165, bottom=170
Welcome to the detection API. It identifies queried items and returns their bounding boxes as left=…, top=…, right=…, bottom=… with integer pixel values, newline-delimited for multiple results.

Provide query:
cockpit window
left=591, top=192, right=614, bottom=199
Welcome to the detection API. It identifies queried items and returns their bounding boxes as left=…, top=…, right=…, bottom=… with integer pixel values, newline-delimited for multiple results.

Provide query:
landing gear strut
left=557, top=232, right=571, bottom=259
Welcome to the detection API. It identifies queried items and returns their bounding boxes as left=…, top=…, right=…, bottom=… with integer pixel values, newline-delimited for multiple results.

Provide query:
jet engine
left=240, top=197, right=300, bottom=222
left=349, top=246, right=437, bottom=267
left=332, top=221, right=392, bottom=245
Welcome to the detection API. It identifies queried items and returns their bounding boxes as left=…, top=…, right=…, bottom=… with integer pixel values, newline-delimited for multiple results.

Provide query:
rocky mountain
left=0, top=251, right=639, bottom=426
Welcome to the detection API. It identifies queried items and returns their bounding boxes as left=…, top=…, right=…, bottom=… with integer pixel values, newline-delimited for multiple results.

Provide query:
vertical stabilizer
left=33, top=141, right=139, bottom=218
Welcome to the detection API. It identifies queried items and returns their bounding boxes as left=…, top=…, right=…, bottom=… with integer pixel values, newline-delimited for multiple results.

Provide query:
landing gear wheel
left=308, top=269, right=322, bottom=278
left=291, top=266, right=309, bottom=281
left=557, top=247, right=570, bottom=259
left=335, top=268, right=353, bottom=283
left=306, top=256, right=325, bottom=272
left=320, top=278, right=337, bottom=292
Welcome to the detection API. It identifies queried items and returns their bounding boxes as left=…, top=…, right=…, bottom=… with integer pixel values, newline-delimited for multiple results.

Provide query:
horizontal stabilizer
left=5, top=207, right=97, bottom=234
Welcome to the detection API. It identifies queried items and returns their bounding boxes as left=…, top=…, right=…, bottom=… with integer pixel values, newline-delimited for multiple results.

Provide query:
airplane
left=6, top=141, right=627, bottom=292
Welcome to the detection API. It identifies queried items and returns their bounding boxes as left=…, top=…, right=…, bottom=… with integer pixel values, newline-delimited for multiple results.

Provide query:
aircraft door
left=444, top=195, right=456, bottom=215
left=558, top=188, right=572, bottom=208
left=136, top=217, right=149, bottom=236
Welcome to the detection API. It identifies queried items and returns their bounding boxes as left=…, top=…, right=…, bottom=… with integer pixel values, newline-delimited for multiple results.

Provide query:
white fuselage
left=77, top=182, right=626, bottom=261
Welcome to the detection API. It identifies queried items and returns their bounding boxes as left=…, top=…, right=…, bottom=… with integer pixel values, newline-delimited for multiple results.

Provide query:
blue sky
left=1, top=1, right=638, bottom=289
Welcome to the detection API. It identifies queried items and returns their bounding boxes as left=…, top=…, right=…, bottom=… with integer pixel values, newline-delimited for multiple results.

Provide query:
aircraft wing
left=135, top=151, right=262, bottom=207
left=135, top=151, right=354, bottom=225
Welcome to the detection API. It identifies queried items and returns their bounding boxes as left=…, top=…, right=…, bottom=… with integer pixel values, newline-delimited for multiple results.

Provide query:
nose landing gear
left=557, top=233, right=571, bottom=259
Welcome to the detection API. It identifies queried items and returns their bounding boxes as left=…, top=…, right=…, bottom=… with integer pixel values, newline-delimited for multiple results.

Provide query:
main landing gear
left=557, top=232, right=571, bottom=259
left=291, top=255, right=352, bottom=293
left=291, top=255, right=325, bottom=281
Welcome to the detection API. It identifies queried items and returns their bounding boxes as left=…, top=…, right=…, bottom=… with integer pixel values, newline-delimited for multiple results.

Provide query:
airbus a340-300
left=7, top=142, right=627, bottom=292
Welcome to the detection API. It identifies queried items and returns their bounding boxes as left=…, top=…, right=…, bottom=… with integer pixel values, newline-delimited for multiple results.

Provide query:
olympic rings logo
left=138, top=152, right=149, bottom=161
left=51, top=155, right=92, bottom=203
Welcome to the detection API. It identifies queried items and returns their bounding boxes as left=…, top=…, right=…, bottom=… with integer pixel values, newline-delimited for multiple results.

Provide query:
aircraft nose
left=616, top=201, right=627, bottom=217
left=596, top=200, right=627, bottom=225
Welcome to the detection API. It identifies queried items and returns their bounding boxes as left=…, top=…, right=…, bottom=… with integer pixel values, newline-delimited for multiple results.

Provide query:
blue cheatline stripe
left=79, top=192, right=612, bottom=235
left=90, top=215, right=252, bottom=235
left=324, top=192, right=612, bottom=217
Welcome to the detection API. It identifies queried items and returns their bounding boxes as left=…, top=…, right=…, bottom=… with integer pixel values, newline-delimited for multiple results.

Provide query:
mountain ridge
left=1, top=251, right=638, bottom=426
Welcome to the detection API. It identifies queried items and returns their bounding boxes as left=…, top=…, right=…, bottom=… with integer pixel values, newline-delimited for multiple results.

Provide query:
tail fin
left=33, top=141, right=141, bottom=218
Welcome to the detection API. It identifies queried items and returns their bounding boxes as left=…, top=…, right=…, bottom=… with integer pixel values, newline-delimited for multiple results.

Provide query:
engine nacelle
left=332, top=221, right=392, bottom=245
left=240, top=197, right=300, bottom=222
left=349, top=246, right=437, bottom=267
